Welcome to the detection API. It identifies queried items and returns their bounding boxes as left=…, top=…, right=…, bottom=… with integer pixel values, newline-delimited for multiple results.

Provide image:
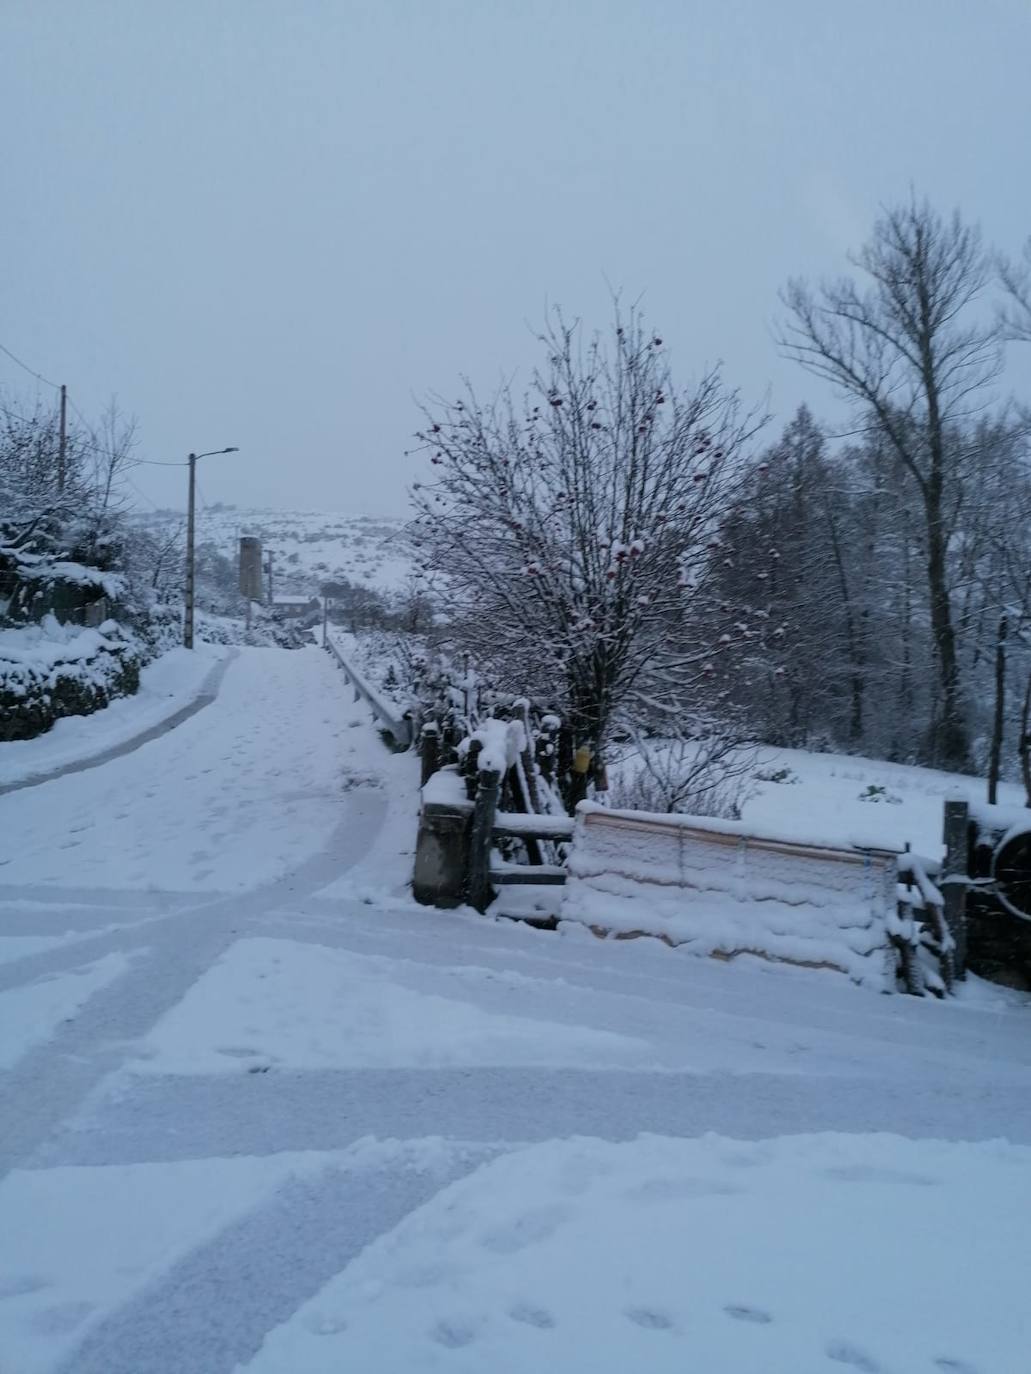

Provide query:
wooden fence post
left=467, top=767, right=500, bottom=912
left=942, top=799, right=970, bottom=979
left=462, top=738, right=482, bottom=801
left=420, top=721, right=440, bottom=787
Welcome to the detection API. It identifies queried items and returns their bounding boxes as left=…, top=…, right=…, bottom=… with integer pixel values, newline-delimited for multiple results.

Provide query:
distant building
left=270, top=594, right=321, bottom=620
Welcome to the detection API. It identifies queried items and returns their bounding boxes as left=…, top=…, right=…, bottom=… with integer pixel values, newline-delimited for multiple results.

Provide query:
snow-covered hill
left=128, top=507, right=414, bottom=598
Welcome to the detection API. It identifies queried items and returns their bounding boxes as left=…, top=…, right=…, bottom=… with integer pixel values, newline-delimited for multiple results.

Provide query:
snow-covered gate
left=561, top=804, right=900, bottom=989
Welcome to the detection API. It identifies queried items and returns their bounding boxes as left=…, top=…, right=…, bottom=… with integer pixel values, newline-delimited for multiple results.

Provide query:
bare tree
left=780, top=198, right=1001, bottom=769
left=85, top=400, right=138, bottom=517
left=409, top=307, right=762, bottom=799
left=1000, top=237, right=1031, bottom=342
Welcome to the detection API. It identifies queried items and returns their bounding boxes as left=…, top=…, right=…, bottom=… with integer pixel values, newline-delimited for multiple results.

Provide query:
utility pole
left=184, top=453, right=198, bottom=649
left=182, top=446, right=239, bottom=649
left=266, top=549, right=274, bottom=603
left=58, top=384, right=67, bottom=494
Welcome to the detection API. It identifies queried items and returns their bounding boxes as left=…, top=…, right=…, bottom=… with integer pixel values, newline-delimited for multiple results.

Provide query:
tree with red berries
left=409, top=307, right=763, bottom=798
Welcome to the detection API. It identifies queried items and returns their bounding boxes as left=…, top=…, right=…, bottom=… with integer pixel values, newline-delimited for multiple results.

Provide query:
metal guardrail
left=324, top=637, right=413, bottom=749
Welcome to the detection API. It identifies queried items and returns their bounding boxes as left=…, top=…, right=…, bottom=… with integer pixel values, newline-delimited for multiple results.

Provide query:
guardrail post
left=467, top=767, right=500, bottom=912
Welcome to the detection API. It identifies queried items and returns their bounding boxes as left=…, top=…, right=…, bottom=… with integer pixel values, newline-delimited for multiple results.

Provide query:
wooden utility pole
left=988, top=615, right=1008, bottom=805
left=184, top=453, right=198, bottom=649
left=182, top=447, right=239, bottom=649
left=58, top=384, right=67, bottom=493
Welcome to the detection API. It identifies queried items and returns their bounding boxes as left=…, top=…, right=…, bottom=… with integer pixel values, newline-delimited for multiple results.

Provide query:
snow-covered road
left=1, top=645, right=1029, bottom=1372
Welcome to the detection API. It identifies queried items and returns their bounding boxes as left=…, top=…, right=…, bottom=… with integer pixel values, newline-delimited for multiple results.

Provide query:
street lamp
left=184, top=447, right=239, bottom=649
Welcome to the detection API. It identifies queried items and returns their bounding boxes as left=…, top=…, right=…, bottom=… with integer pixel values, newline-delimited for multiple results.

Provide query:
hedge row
left=0, top=623, right=144, bottom=742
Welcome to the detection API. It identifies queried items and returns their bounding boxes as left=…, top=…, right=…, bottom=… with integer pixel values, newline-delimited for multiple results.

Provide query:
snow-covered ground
left=127, top=507, right=413, bottom=597
left=1, top=644, right=1029, bottom=1372
left=742, top=743, right=1028, bottom=859
left=0, top=644, right=230, bottom=791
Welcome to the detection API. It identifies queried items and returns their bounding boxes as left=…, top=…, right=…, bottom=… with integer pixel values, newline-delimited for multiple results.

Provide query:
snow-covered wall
left=0, top=616, right=143, bottom=742
left=561, top=804, right=898, bottom=988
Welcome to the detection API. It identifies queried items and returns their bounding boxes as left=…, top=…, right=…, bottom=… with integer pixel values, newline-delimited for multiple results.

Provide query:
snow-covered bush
left=0, top=616, right=144, bottom=741
left=609, top=732, right=757, bottom=820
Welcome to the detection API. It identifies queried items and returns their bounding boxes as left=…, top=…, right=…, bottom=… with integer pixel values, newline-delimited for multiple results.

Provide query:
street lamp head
left=223, top=446, right=239, bottom=453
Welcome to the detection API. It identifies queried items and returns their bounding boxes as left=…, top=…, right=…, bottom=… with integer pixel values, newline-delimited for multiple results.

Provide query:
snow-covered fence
left=562, top=804, right=900, bottom=990
left=941, top=797, right=1031, bottom=988
left=414, top=713, right=572, bottom=910
left=894, top=849, right=955, bottom=995
left=324, top=635, right=413, bottom=748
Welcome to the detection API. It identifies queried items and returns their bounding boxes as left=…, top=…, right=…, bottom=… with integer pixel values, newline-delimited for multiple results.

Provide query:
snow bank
left=243, top=1131, right=1031, bottom=1374
left=562, top=805, right=897, bottom=987
left=0, top=616, right=144, bottom=742
left=0, top=646, right=226, bottom=788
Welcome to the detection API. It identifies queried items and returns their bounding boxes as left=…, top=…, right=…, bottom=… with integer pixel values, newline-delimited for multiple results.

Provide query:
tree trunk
left=925, top=497, right=967, bottom=770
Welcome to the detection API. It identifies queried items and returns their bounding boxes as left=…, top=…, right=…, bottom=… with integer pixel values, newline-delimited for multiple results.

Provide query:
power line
left=1, top=351, right=195, bottom=468
left=124, top=472, right=162, bottom=509
left=0, top=401, right=187, bottom=466
left=0, top=341, right=61, bottom=390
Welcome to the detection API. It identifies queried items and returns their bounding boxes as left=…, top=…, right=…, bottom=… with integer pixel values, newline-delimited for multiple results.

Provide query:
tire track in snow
left=0, top=651, right=236, bottom=797
left=58, top=1148, right=496, bottom=1374
left=40, top=1064, right=1031, bottom=1169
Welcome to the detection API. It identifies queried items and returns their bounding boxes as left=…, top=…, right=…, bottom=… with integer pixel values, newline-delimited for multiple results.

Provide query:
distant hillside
left=128, top=507, right=414, bottom=598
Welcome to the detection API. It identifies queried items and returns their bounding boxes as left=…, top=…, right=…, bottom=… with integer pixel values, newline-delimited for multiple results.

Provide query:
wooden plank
left=492, top=816, right=576, bottom=841
left=580, top=808, right=896, bottom=869
left=489, top=866, right=567, bottom=886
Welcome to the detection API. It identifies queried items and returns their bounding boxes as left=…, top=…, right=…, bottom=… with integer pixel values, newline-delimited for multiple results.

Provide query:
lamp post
left=184, top=447, right=239, bottom=648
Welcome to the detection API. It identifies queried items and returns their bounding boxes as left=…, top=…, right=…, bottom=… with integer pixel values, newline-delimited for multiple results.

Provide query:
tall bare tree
left=409, top=307, right=762, bottom=794
left=780, top=198, right=1001, bottom=769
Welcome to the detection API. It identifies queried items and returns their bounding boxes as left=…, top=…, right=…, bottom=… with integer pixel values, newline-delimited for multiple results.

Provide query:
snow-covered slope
left=128, top=507, right=413, bottom=597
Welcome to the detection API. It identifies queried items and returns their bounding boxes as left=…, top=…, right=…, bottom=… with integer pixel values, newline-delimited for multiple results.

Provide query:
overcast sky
left=2, top=0, right=1029, bottom=515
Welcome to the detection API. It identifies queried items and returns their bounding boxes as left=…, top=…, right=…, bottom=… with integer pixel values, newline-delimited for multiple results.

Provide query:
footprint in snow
left=724, top=1303, right=772, bottom=1324
left=822, top=1165, right=938, bottom=1187
left=826, top=1340, right=882, bottom=1370
left=625, top=1307, right=674, bottom=1331
left=508, top=1303, right=555, bottom=1330
left=626, top=1176, right=744, bottom=1202
left=430, top=1319, right=478, bottom=1348
left=304, top=1312, right=348, bottom=1336
left=0, top=1274, right=50, bottom=1299
left=479, top=1205, right=572, bottom=1254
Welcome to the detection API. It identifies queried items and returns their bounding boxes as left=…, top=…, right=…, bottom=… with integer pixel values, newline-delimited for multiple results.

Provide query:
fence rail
left=324, top=636, right=413, bottom=749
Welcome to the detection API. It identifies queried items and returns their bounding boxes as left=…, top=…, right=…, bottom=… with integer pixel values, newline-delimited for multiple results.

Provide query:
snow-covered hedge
left=0, top=615, right=144, bottom=742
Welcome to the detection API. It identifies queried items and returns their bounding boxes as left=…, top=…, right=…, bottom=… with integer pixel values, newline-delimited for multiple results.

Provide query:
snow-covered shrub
left=858, top=783, right=902, bottom=805
left=754, top=765, right=800, bottom=785
left=610, top=733, right=756, bottom=820
left=0, top=617, right=144, bottom=741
